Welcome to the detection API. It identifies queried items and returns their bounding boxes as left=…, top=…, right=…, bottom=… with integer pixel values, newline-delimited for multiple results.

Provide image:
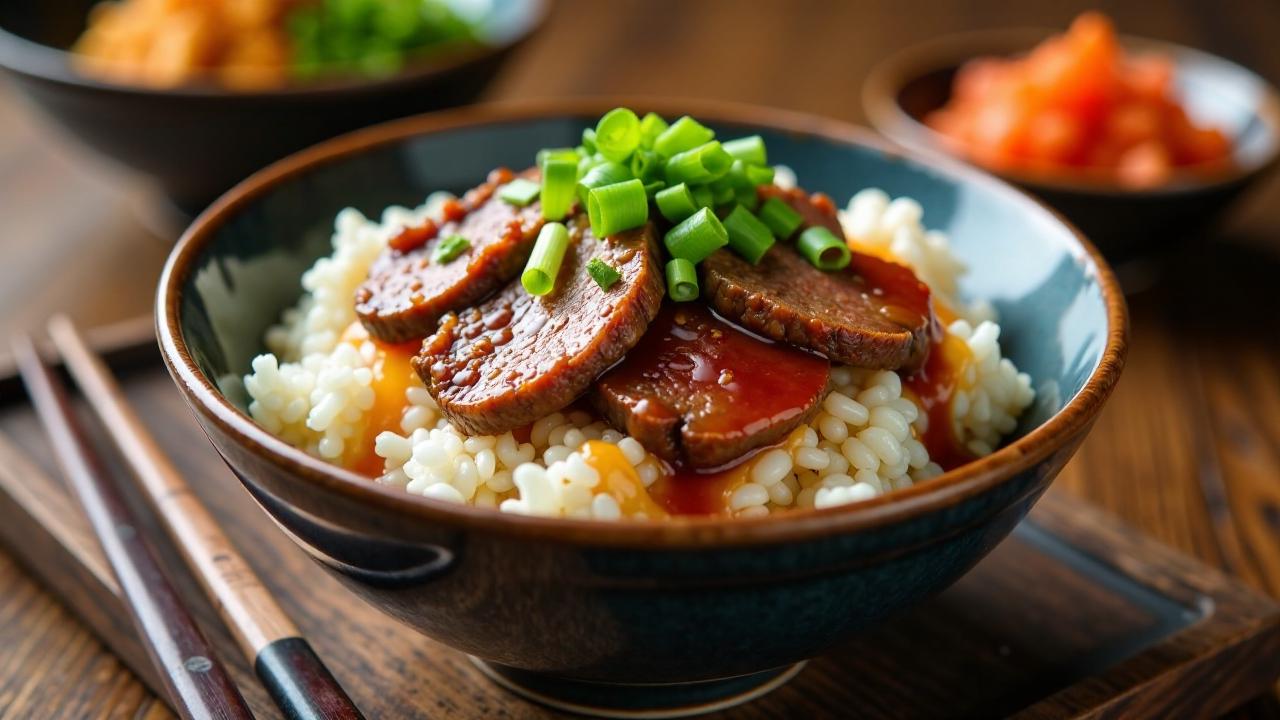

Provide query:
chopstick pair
left=13, top=317, right=365, bottom=720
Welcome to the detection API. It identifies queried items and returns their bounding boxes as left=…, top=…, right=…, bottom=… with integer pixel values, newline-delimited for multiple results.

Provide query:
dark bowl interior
left=158, top=102, right=1126, bottom=692
left=864, top=30, right=1280, bottom=262
left=0, top=0, right=546, bottom=214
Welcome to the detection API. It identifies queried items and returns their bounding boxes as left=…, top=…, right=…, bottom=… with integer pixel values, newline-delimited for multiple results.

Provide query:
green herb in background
left=289, top=0, right=476, bottom=79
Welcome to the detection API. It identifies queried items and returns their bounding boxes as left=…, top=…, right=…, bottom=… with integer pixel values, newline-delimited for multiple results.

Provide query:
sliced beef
left=356, top=169, right=545, bottom=342
left=414, top=217, right=665, bottom=436
left=593, top=303, right=831, bottom=469
left=701, top=184, right=934, bottom=370
left=702, top=245, right=933, bottom=370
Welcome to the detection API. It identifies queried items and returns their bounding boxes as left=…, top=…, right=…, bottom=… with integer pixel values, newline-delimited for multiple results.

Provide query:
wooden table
left=1, top=1, right=1278, bottom=717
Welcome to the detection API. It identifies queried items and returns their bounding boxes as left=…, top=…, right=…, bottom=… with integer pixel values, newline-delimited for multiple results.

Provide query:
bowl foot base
left=469, top=657, right=806, bottom=719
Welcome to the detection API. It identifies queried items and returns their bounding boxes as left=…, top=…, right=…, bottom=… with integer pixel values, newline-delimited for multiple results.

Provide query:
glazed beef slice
left=593, top=303, right=831, bottom=469
left=414, top=218, right=665, bottom=436
left=356, top=173, right=545, bottom=342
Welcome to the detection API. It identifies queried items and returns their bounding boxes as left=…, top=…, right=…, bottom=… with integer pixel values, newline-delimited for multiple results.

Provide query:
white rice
left=243, top=179, right=1034, bottom=518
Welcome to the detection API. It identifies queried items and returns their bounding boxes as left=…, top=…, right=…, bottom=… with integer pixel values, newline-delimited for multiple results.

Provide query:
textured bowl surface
left=0, top=0, right=546, bottom=213
left=863, top=29, right=1280, bottom=261
left=158, top=100, right=1127, bottom=686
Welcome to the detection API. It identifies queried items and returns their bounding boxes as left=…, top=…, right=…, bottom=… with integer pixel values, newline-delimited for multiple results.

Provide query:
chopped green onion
left=745, top=163, right=775, bottom=186
left=578, top=152, right=607, bottom=178
left=691, top=185, right=715, bottom=209
left=537, top=147, right=580, bottom=167
left=655, top=183, right=699, bottom=223
left=664, top=207, right=727, bottom=263
left=639, top=112, right=669, bottom=148
left=577, top=162, right=631, bottom=203
left=540, top=156, right=579, bottom=221
left=522, top=222, right=571, bottom=295
left=587, top=257, right=622, bottom=290
left=630, top=149, right=663, bottom=183
left=499, top=178, right=540, bottom=207
left=725, top=160, right=753, bottom=189
left=581, top=127, right=598, bottom=154
left=722, top=135, right=767, bottom=165
left=666, top=258, right=699, bottom=302
left=431, top=234, right=470, bottom=264
left=595, top=107, right=641, bottom=162
left=653, top=116, right=715, bottom=157
left=643, top=180, right=666, bottom=197
left=734, top=183, right=759, bottom=211
left=758, top=197, right=804, bottom=239
left=722, top=206, right=775, bottom=264
left=708, top=178, right=736, bottom=206
left=587, top=179, right=649, bottom=238
left=797, top=226, right=851, bottom=271
left=664, top=141, right=733, bottom=186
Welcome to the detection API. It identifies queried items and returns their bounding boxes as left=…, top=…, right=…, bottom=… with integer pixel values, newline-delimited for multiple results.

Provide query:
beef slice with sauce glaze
left=355, top=169, right=545, bottom=343
left=593, top=303, right=831, bottom=469
left=414, top=217, right=665, bottom=436
left=701, top=245, right=933, bottom=370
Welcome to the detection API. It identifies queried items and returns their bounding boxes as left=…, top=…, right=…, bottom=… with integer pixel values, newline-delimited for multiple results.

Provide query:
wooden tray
left=0, top=324, right=1277, bottom=719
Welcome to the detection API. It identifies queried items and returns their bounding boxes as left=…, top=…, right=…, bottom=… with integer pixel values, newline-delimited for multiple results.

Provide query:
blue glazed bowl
left=157, top=100, right=1127, bottom=716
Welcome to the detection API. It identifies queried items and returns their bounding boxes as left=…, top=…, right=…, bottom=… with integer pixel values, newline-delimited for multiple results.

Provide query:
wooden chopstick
left=11, top=332, right=255, bottom=720
left=47, top=316, right=365, bottom=720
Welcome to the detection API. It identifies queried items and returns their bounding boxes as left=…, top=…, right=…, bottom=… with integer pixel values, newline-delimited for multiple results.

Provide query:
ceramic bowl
left=864, top=29, right=1280, bottom=262
left=157, top=99, right=1127, bottom=717
left=0, top=0, right=546, bottom=214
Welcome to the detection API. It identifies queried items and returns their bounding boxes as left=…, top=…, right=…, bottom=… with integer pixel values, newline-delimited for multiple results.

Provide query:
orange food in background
left=73, top=0, right=301, bottom=89
left=926, top=12, right=1233, bottom=188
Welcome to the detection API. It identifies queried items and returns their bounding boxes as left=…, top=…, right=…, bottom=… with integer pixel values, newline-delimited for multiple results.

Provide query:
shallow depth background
left=1, top=1, right=1277, bottom=717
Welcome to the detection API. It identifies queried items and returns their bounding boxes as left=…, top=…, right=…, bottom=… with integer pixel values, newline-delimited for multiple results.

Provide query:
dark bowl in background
left=0, top=0, right=546, bottom=214
left=157, top=99, right=1127, bottom=716
left=864, top=29, right=1280, bottom=263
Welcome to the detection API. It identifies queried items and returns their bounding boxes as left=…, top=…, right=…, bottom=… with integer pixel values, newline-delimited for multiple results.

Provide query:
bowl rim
left=862, top=26, right=1280, bottom=197
left=157, top=97, right=1129, bottom=548
left=0, top=0, right=547, bottom=100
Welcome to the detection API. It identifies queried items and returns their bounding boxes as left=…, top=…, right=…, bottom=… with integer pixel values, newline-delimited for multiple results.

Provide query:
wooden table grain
left=1, top=1, right=1278, bottom=717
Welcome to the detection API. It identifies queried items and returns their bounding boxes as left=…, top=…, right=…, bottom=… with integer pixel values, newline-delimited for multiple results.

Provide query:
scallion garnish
left=666, top=258, right=699, bottom=301
left=734, top=183, right=759, bottom=211
left=537, top=147, right=579, bottom=167
left=708, top=177, right=736, bottom=206
left=745, top=164, right=775, bottom=186
left=643, top=180, right=666, bottom=198
left=541, top=156, right=579, bottom=221
left=499, top=178, right=540, bottom=207
left=691, top=184, right=715, bottom=210
left=758, top=197, right=804, bottom=239
left=664, top=207, right=727, bottom=263
left=639, top=112, right=669, bottom=149
left=431, top=234, right=470, bottom=263
left=587, top=179, right=649, bottom=238
left=655, top=183, right=699, bottom=223
left=630, top=149, right=663, bottom=184
left=722, top=135, right=768, bottom=166
left=797, top=226, right=851, bottom=271
left=653, top=116, right=715, bottom=157
left=664, top=141, right=733, bottom=186
left=577, top=162, right=632, bottom=203
left=595, top=107, right=642, bottom=163
left=587, top=258, right=622, bottom=290
left=522, top=222, right=571, bottom=295
left=581, top=127, right=598, bottom=154
left=722, top=207, right=775, bottom=264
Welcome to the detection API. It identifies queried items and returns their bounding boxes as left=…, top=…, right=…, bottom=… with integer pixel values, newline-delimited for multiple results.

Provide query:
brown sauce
left=594, top=303, right=830, bottom=468
left=902, top=330, right=975, bottom=471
